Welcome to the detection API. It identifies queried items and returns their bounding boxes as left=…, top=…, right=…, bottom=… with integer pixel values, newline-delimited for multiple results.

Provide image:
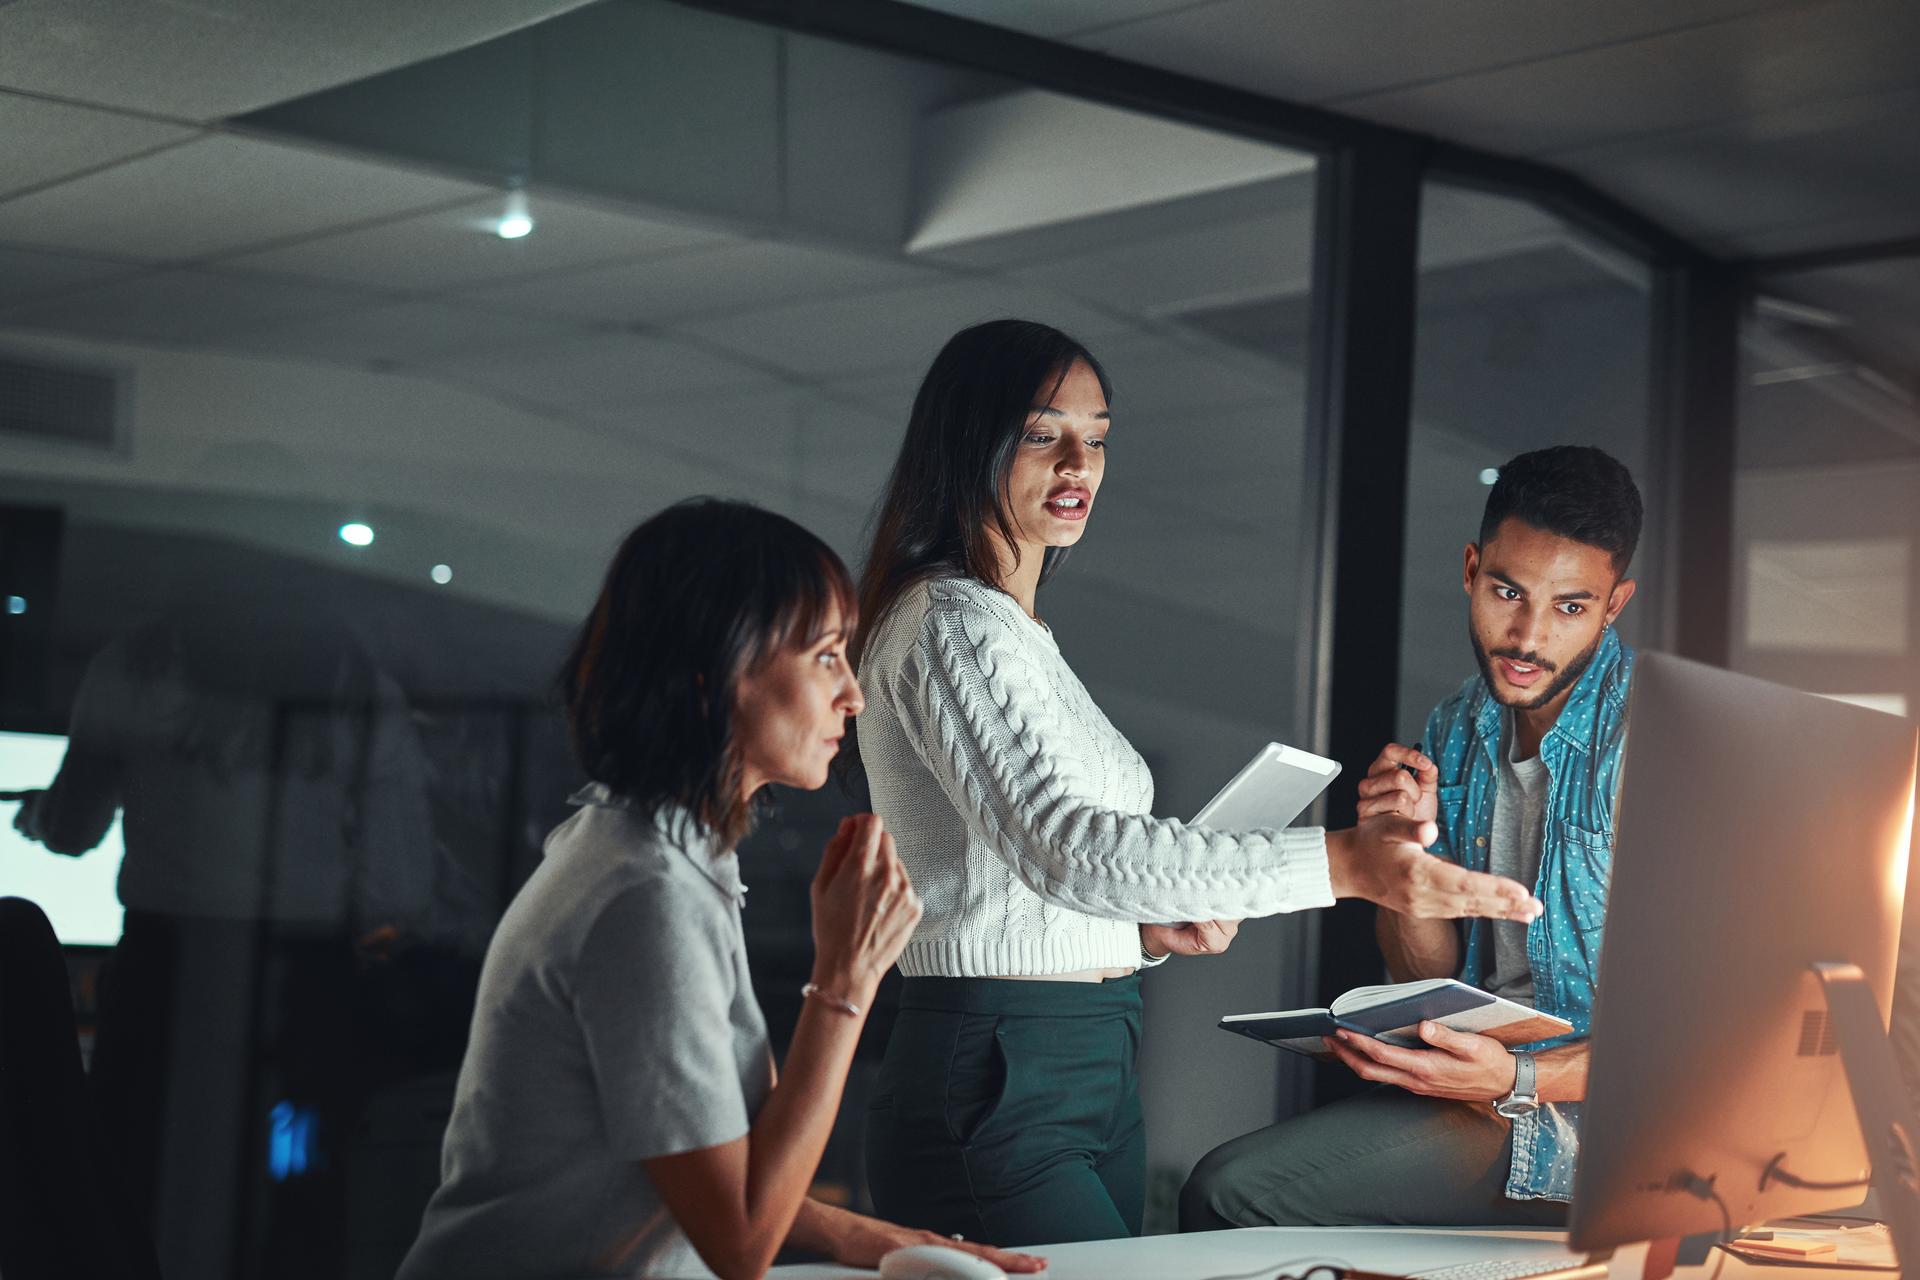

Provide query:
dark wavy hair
left=559, top=498, right=856, bottom=848
left=1479, top=445, right=1643, bottom=576
left=851, top=319, right=1111, bottom=671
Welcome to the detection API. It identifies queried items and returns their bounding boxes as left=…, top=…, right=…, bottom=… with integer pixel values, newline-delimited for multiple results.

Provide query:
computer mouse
left=877, top=1243, right=1008, bottom=1280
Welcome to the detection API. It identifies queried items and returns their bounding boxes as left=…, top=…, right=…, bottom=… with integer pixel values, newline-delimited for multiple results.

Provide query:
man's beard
left=1470, top=623, right=1605, bottom=711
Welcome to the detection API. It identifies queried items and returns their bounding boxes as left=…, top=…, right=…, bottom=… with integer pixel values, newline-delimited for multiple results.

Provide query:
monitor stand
left=1811, top=962, right=1919, bottom=1271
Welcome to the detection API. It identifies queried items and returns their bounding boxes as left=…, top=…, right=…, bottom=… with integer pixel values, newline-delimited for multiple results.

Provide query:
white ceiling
left=900, top=0, right=1920, bottom=261
left=0, top=0, right=598, bottom=122
left=0, top=0, right=1910, bottom=658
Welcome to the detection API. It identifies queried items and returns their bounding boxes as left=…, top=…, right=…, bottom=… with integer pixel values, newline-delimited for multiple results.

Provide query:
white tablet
left=1191, top=742, right=1342, bottom=831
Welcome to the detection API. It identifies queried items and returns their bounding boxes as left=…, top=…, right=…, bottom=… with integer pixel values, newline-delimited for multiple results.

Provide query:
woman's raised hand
left=809, top=814, right=923, bottom=1002
left=1327, top=815, right=1542, bottom=922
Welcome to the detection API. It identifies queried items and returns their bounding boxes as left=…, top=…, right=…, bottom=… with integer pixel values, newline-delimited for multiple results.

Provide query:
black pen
left=1399, top=742, right=1423, bottom=778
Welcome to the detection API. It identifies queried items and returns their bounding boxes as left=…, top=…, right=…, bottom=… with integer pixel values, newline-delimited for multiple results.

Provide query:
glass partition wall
left=0, top=2, right=1322, bottom=1267
left=1397, top=182, right=1661, bottom=744
left=7, top=0, right=1817, bottom=1272
left=1734, top=252, right=1920, bottom=1108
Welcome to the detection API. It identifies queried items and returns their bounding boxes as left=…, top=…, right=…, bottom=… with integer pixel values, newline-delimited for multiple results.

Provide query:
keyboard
left=1406, top=1259, right=1610, bottom=1280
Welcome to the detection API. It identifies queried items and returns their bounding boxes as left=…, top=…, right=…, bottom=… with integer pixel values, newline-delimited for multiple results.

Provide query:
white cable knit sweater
left=858, top=573, right=1337, bottom=977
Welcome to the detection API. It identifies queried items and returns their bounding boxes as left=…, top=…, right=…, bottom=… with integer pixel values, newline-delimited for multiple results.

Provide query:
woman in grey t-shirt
left=399, top=499, right=1043, bottom=1280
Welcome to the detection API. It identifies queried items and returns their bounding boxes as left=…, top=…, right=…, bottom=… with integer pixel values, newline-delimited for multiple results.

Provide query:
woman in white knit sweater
left=852, top=320, right=1543, bottom=1246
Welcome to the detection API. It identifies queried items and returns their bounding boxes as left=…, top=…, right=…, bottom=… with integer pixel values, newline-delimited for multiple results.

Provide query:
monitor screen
left=0, top=729, right=126, bottom=947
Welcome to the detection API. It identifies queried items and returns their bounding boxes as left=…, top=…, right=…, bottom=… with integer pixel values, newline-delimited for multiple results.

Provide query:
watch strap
left=1496, top=1050, right=1539, bottom=1117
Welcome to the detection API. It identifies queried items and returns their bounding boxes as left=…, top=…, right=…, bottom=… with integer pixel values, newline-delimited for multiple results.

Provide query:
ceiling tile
left=0, top=268, right=381, bottom=345
left=461, top=238, right=943, bottom=324
left=219, top=299, right=594, bottom=368
left=0, top=134, right=486, bottom=262
left=219, top=190, right=734, bottom=293
left=424, top=331, right=784, bottom=415
left=675, top=278, right=1135, bottom=379
left=1059, top=0, right=1801, bottom=106
left=0, top=0, right=596, bottom=121
left=0, top=92, right=199, bottom=199
left=0, top=243, right=148, bottom=308
left=1334, top=0, right=1920, bottom=157
left=1738, top=212, right=1920, bottom=260
left=1559, top=84, right=1920, bottom=257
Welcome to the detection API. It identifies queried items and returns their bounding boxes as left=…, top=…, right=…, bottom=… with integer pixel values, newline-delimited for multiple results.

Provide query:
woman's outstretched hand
left=1327, top=815, right=1541, bottom=922
left=809, top=814, right=922, bottom=1002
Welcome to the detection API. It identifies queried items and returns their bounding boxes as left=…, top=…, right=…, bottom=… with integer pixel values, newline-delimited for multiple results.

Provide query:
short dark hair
left=1478, top=445, right=1643, bottom=575
left=853, top=318, right=1111, bottom=670
left=559, top=498, right=856, bottom=848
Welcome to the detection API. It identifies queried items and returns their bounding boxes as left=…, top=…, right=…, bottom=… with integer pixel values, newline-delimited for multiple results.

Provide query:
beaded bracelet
left=800, top=982, right=863, bottom=1018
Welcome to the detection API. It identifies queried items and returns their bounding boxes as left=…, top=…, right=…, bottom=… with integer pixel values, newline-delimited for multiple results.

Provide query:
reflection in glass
left=0, top=1, right=1322, bottom=1266
left=1398, top=183, right=1659, bottom=741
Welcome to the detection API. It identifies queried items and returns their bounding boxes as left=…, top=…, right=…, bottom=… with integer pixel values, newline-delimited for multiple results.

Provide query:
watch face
left=1495, top=1098, right=1540, bottom=1119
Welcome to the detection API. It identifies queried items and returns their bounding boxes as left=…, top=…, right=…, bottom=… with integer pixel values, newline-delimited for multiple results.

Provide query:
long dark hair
left=851, top=319, right=1111, bottom=671
left=560, top=497, right=856, bottom=848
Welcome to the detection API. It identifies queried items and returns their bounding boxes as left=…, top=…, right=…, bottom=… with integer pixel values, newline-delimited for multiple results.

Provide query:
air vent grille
left=1798, top=1009, right=1839, bottom=1057
left=0, top=352, right=121, bottom=449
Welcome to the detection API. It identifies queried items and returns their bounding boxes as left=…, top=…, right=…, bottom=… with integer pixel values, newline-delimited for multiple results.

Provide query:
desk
left=770, top=1226, right=1895, bottom=1279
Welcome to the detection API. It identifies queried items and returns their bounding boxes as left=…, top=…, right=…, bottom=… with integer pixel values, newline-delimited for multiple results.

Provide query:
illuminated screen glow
left=0, top=730, right=126, bottom=946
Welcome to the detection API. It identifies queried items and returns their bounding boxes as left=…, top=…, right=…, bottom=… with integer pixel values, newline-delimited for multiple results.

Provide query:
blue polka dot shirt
left=1425, top=626, right=1634, bottom=1202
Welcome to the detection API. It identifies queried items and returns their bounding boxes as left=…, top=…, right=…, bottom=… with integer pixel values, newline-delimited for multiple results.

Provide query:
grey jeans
left=1180, top=1088, right=1571, bottom=1230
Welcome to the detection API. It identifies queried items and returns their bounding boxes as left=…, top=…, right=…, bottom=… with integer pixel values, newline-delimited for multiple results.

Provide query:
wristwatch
left=1495, top=1050, right=1540, bottom=1118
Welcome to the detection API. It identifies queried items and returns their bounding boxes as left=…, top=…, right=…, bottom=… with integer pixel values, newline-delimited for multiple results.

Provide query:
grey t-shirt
left=399, top=788, right=771, bottom=1280
left=1485, top=716, right=1549, bottom=1006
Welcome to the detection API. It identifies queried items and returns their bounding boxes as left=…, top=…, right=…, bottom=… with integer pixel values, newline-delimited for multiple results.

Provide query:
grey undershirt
left=1485, top=714, right=1548, bottom=1006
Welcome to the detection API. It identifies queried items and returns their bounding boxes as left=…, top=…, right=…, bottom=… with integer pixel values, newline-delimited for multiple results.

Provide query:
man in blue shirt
left=1182, top=446, right=1642, bottom=1228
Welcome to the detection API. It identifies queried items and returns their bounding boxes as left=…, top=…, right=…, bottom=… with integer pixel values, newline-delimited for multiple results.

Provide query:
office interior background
left=0, top=1, right=1915, bottom=1276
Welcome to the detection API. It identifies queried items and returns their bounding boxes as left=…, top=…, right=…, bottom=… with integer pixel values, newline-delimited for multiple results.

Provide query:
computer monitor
left=1569, top=654, right=1917, bottom=1257
left=0, top=728, right=127, bottom=946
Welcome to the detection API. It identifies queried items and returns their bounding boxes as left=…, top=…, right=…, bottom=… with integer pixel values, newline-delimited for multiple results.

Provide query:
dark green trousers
left=864, top=975, right=1145, bottom=1247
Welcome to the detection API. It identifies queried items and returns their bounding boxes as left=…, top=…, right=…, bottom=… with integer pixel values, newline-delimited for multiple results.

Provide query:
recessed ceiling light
left=339, top=522, right=375, bottom=547
left=430, top=564, right=453, bottom=585
left=497, top=189, right=533, bottom=240
left=1479, top=468, right=1500, bottom=486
